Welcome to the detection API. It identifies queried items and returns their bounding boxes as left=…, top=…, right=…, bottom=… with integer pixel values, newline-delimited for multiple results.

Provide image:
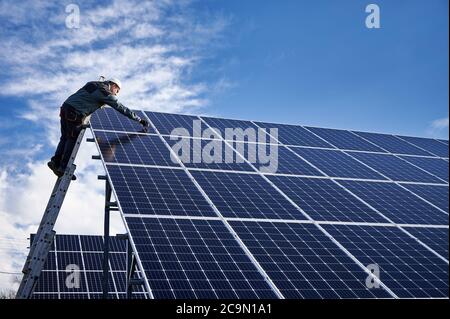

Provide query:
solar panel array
left=30, top=234, right=147, bottom=299
left=85, top=107, right=449, bottom=299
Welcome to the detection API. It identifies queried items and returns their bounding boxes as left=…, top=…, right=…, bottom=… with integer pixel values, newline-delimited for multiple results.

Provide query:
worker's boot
left=47, top=160, right=62, bottom=177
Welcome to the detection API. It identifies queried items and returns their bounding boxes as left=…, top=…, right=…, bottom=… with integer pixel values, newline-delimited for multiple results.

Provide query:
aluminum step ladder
left=16, top=123, right=90, bottom=299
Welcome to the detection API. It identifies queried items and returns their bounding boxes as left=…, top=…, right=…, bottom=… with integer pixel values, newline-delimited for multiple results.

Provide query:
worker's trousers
left=51, top=104, right=85, bottom=170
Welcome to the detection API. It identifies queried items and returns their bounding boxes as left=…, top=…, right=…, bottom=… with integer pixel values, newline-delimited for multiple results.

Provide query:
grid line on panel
left=351, top=131, right=434, bottom=156
left=400, top=184, right=449, bottom=214
left=78, top=235, right=91, bottom=299
left=252, top=121, right=335, bottom=148
left=398, top=156, right=449, bottom=184
left=347, top=152, right=443, bottom=184
left=396, top=135, right=449, bottom=158
left=323, top=224, right=449, bottom=298
left=304, top=126, right=387, bottom=153
left=146, top=111, right=200, bottom=136
left=126, top=217, right=279, bottom=299
left=267, top=175, right=388, bottom=223
left=90, top=107, right=152, bottom=133
left=229, top=221, right=392, bottom=299
left=337, top=180, right=448, bottom=226
left=106, top=165, right=216, bottom=217
left=400, top=227, right=449, bottom=260
left=290, top=147, right=387, bottom=180
left=93, top=130, right=180, bottom=168
left=190, top=170, right=305, bottom=220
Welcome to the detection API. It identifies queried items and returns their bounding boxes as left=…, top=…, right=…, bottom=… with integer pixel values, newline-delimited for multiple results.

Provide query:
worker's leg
left=50, top=108, right=67, bottom=167
left=59, top=120, right=82, bottom=171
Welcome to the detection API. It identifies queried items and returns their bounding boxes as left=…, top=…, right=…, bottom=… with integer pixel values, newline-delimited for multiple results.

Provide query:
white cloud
left=0, top=0, right=231, bottom=294
left=427, top=116, right=449, bottom=139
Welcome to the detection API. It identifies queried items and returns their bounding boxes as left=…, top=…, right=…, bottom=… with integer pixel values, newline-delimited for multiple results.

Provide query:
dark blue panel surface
left=254, top=122, right=335, bottom=148
left=396, top=136, right=449, bottom=158
left=126, top=217, right=278, bottom=299
left=399, top=156, right=448, bottom=183
left=146, top=111, right=200, bottom=136
left=201, top=116, right=262, bottom=142
left=107, top=165, right=216, bottom=217
left=337, top=180, right=448, bottom=225
left=190, top=170, right=305, bottom=220
left=306, top=127, right=386, bottom=152
left=231, top=142, right=324, bottom=176
left=230, top=221, right=391, bottom=298
left=268, top=176, right=386, bottom=223
left=95, top=131, right=178, bottom=167
left=292, top=148, right=386, bottom=180
left=352, top=131, right=433, bottom=156
left=347, top=152, right=443, bottom=183
left=403, top=227, right=449, bottom=259
left=324, top=224, right=449, bottom=298
left=401, top=184, right=449, bottom=213
left=164, top=137, right=255, bottom=171
left=90, top=107, right=151, bottom=133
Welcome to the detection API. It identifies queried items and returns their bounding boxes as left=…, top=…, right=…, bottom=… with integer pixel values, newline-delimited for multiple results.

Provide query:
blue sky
left=0, top=0, right=448, bottom=291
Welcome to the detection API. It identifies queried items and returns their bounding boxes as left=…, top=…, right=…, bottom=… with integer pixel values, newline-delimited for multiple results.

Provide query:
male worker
left=48, top=78, right=149, bottom=180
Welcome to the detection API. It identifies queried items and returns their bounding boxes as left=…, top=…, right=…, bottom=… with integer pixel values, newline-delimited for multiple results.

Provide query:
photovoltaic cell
left=305, top=127, right=386, bottom=152
left=323, top=224, right=449, bottom=298
left=90, top=107, right=152, bottom=133
left=126, top=217, right=278, bottom=299
left=200, top=116, right=262, bottom=142
left=400, top=184, right=449, bottom=213
left=337, top=180, right=448, bottom=225
left=230, top=221, right=392, bottom=298
left=164, top=137, right=255, bottom=171
left=399, top=156, right=449, bottom=183
left=351, top=131, right=433, bottom=156
left=146, top=111, right=200, bottom=136
left=291, top=148, right=386, bottom=180
left=107, top=165, right=216, bottom=217
left=253, top=122, right=335, bottom=148
left=190, top=170, right=305, bottom=220
left=230, top=142, right=324, bottom=176
left=396, top=135, right=449, bottom=158
left=347, top=152, right=443, bottom=183
left=268, top=175, right=386, bottom=223
left=403, top=227, right=449, bottom=259
left=94, top=131, right=179, bottom=167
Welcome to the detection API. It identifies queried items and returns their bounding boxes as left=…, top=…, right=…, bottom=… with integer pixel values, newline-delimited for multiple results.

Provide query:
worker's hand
left=140, top=118, right=149, bottom=131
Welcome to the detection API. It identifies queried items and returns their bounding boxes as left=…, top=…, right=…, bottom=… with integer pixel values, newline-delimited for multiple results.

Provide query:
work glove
left=140, top=118, right=149, bottom=130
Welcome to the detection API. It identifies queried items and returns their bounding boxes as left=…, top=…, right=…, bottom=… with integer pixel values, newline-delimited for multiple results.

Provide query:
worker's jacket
left=63, top=81, right=142, bottom=122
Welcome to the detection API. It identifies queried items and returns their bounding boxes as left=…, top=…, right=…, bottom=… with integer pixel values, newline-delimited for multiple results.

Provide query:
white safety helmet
left=108, top=78, right=122, bottom=89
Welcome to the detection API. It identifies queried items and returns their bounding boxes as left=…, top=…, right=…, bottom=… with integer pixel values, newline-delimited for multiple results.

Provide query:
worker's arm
left=99, top=93, right=142, bottom=122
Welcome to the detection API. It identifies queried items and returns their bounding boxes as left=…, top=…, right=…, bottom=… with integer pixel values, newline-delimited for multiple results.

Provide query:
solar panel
left=145, top=111, right=200, bottom=136
left=337, top=180, right=448, bottom=225
left=125, top=217, right=278, bottom=299
left=31, top=235, right=146, bottom=299
left=107, top=165, right=216, bottom=217
left=400, top=184, right=449, bottom=213
left=229, top=221, right=392, bottom=298
left=94, top=131, right=179, bottom=167
left=267, top=175, right=387, bottom=223
left=396, top=135, right=449, bottom=158
left=402, top=227, right=449, bottom=259
left=90, top=107, right=152, bottom=133
left=291, top=148, right=387, bottom=180
left=305, top=127, right=386, bottom=152
left=164, top=137, right=255, bottom=171
left=351, top=131, right=434, bottom=156
left=230, top=142, right=324, bottom=176
left=200, top=116, right=263, bottom=142
left=399, top=156, right=449, bottom=183
left=82, top=109, right=449, bottom=299
left=323, top=224, right=449, bottom=298
left=347, top=152, right=443, bottom=183
left=189, top=170, right=305, bottom=220
left=253, top=121, right=335, bottom=148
